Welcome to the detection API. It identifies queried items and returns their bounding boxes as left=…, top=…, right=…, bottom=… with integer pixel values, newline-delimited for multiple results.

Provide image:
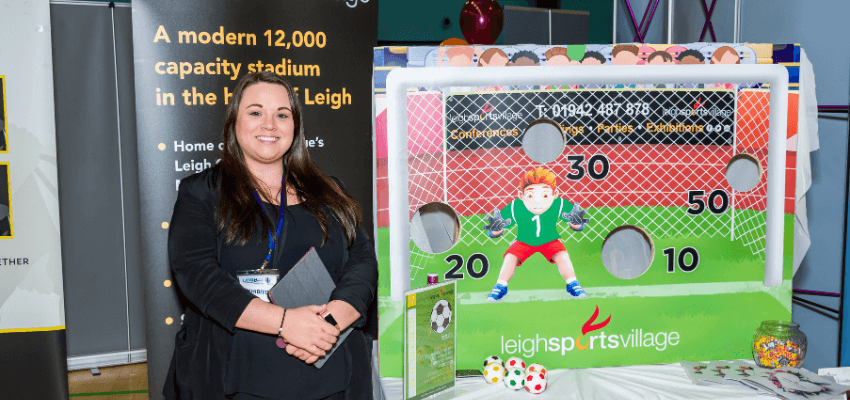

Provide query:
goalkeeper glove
left=483, top=209, right=511, bottom=238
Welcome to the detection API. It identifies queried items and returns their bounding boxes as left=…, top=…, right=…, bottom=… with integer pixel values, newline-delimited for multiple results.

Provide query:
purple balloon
left=459, top=0, right=504, bottom=45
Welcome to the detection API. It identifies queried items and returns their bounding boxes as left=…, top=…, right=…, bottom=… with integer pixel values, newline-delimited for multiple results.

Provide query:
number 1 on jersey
left=532, top=215, right=540, bottom=237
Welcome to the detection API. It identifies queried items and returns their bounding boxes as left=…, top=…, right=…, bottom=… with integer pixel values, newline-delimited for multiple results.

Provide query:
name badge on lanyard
left=238, top=177, right=285, bottom=302
left=237, top=269, right=278, bottom=302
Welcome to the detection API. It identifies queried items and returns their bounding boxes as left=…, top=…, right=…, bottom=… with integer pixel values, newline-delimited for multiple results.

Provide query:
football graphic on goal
left=430, top=299, right=452, bottom=333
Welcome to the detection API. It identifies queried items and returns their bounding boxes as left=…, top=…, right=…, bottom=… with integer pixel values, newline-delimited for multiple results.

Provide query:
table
left=380, top=362, right=787, bottom=400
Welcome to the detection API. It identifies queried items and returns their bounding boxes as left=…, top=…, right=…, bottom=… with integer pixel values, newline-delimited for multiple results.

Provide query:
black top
left=220, top=203, right=346, bottom=398
left=164, top=167, right=378, bottom=400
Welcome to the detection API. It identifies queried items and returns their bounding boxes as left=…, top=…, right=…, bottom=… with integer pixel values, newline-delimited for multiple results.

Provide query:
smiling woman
left=164, top=71, right=378, bottom=400
left=234, top=82, right=296, bottom=189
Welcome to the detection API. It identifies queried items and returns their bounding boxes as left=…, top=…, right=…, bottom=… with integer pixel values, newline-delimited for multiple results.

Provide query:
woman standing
left=164, top=71, right=377, bottom=399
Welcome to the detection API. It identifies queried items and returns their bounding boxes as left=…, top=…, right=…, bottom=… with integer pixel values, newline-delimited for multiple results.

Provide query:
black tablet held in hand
left=269, top=247, right=352, bottom=368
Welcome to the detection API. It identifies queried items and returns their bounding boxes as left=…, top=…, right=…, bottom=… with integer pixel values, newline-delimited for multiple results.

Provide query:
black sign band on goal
left=444, top=90, right=735, bottom=151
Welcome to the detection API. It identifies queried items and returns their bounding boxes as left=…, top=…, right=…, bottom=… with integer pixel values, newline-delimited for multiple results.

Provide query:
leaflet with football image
left=403, top=280, right=456, bottom=400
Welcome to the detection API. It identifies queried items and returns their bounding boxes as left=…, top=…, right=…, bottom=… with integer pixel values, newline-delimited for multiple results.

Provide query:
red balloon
left=459, top=0, right=504, bottom=45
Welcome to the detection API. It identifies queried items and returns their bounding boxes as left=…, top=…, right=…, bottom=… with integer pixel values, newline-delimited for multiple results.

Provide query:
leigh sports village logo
left=499, top=306, right=681, bottom=358
left=693, top=97, right=705, bottom=109
left=481, top=102, right=495, bottom=114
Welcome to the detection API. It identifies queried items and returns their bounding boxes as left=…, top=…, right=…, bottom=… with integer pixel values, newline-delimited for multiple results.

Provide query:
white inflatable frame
left=385, top=64, right=789, bottom=301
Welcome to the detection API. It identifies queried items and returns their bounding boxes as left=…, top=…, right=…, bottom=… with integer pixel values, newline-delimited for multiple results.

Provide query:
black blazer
left=163, top=166, right=378, bottom=399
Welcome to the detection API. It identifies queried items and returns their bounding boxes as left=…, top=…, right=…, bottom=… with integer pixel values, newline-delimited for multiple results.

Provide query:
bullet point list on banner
left=158, top=143, right=166, bottom=151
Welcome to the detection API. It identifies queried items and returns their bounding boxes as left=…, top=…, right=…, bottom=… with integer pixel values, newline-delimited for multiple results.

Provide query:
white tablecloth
left=380, top=363, right=787, bottom=400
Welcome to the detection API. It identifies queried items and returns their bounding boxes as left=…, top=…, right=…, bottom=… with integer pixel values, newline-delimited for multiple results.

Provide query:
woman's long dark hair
left=216, top=71, right=361, bottom=246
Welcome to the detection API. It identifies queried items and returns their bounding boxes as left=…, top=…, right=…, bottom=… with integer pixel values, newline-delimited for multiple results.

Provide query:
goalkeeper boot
left=566, top=280, right=587, bottom=299
left=487, top=283, right=508, bottom=302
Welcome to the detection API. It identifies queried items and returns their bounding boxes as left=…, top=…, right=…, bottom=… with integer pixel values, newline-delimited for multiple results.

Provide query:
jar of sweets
left=752, top=320, right=806, bottom=368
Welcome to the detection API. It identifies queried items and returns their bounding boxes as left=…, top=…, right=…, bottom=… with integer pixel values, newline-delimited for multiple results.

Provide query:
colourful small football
left=483, top=355, right=503, bottom=370
left=524, top=372, right=548, bottom=394
left=483, top=362, right=504, bottom=384
left=505, top=356, right=526, bottom=369
left=503, top=367, right=526, bottom=390
left=526, top=363, right=547, bottom=376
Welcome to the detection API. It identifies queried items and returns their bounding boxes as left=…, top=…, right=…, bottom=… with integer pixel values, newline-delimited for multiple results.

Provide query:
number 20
left=444, top=253, right=489, bottom=280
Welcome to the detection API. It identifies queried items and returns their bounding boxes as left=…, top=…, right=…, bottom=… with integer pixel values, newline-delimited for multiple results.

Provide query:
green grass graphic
left=377, top=206, right=795, bottom=377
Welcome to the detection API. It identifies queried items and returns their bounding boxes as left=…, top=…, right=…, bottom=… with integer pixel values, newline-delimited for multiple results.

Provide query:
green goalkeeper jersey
left=499, top=197, right=574, bottom=247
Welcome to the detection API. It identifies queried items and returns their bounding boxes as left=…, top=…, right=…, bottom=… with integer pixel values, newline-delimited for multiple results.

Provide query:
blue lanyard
left=252, top=178, right=285, bottom=270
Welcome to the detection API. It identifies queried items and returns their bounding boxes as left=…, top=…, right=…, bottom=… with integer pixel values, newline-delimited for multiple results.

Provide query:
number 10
left=663, top=247, right=699, bottom=273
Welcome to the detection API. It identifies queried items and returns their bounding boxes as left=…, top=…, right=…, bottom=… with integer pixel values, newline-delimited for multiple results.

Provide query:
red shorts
left=505, top=240, right=566, bottom=266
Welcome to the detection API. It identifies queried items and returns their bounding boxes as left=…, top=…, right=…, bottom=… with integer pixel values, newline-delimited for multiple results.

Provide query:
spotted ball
left=483, top=362, right=504, bottom=384
left=505, top=356, right=525, bottom=370
left=483, top=355, right=503, bottom=370
left=526, top=363, right=547, bottom=376
left=503, top=367, right=526, bottom=390
left=524, top=372, right=548, bottom=394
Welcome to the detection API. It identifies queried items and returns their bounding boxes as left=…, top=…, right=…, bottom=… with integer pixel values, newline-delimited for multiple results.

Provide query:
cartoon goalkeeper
left=484, top=167, right=590, bottom=302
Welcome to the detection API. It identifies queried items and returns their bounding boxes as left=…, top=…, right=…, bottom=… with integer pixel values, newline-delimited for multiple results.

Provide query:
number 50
left=686, top=189, right=729, bottom=215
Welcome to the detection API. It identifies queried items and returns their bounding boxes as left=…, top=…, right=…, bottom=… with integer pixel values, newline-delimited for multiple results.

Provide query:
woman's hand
left=284, top=301, right=359, bottom=364
left=280, top=304, right=340, bottom=357
left=285, top=343, right=322, bottom=364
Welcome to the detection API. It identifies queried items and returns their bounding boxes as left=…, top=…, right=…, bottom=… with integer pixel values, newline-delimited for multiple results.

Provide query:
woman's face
left=235, top=82, right=296, bottom=170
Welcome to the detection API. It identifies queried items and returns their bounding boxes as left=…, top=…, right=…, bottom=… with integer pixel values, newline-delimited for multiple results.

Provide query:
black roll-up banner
left=130, top=1, right=377, bottom=397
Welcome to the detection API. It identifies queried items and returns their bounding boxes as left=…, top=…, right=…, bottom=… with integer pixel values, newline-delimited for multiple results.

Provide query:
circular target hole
left=600, top=225, right=654, bottom=280
left=410, top=202, right=461, bottom=254
left=725, top=153, right=762, bottom=192
left=522, top=119, right=565, bottom=164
